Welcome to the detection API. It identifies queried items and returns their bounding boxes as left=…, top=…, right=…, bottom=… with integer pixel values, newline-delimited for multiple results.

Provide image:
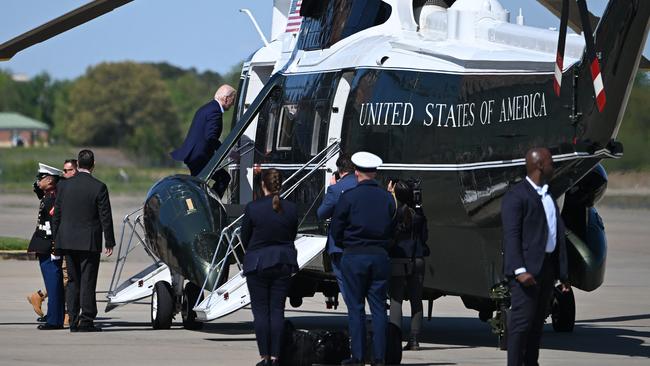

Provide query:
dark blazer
left=241, top=196, right=299, bottom=275
left=389, top=204, right=429, bottom=259
left=53, top=172, right=116, bottom=252
left=317, top=173, right=358, bottom=254
left=501, top=179, right=568, bottom=281
left=170, top=100, right=223, bottom=176
left=28, top=192, right=56, bottom=254
left=331, top=179, right=396, bottom=254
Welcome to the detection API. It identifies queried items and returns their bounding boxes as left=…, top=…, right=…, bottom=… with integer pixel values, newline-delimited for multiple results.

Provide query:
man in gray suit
left=53, top=149, right=115, bottom=332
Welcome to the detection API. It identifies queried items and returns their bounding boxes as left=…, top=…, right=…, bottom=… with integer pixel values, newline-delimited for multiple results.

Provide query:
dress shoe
left=371, top=362, right=385, bottom=366
left=255, top=360, right=269, bottom=366
left=27, top=291, right=45, bottom=317
left=76, top=325, right=102, bottom=332
left=403, top=335, right=420, bottom=351
left=36, top=316, right=47, bottom=323
left=269, top=359, right=279, bottom=366
left=37, top=323, right=63, bottom=330
left=341, top=358, right=363, bottom=366
left=69, top=325, right=78, bottom=333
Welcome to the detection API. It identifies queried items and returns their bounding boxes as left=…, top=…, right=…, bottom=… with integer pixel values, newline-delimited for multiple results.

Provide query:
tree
left=60, top=62, right=180, bottom=165
left=604, top=73, right=650, bottom=171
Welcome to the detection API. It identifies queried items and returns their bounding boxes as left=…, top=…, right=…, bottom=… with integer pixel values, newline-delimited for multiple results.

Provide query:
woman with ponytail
left=241, top=169, right=298, bottom=366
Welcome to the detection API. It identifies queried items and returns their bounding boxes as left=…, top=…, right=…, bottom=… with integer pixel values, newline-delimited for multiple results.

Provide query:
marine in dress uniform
left=27, top=163, right=65, bottom=330
left=501, top=147, right=570, bottom=366
left=331, top=152, right=396, bottom=366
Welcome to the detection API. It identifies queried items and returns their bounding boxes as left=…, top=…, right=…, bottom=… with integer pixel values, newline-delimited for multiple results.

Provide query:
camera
left=388, top=177, right=423, bottom=208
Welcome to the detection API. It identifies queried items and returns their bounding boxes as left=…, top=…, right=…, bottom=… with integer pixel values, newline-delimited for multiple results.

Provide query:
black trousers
left=507, top=255, right=556, bottom=366
left=246, top=265, right=292, bottom=358
left=389, top=257, right=425, bottom=336
left=65, top=250, right=101, bottom=327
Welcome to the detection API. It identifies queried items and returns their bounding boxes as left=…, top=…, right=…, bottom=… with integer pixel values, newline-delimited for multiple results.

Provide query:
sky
left=0, top=0, right=646, bottom=80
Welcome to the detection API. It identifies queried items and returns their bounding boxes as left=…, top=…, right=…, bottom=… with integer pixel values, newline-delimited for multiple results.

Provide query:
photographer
left=387, top=179, right=429, bottom=351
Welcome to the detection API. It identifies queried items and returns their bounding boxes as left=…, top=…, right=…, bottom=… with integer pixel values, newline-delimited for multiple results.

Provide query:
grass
left=0, top=145, right=187, bottom=194
left=0, top=236, right=29, bottom=251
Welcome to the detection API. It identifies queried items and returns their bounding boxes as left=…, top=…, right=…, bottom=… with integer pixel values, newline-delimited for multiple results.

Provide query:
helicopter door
left=239, top=65, right=275, bottom=204
left=325, top=72, right=353, bottom=185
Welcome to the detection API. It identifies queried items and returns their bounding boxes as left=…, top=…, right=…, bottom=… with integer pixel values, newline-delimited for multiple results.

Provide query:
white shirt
left=514, top=177, right=558, bottom=276
left=216, top=100, right=224, bottom=113
left=78, top=168, right=91, bottom=174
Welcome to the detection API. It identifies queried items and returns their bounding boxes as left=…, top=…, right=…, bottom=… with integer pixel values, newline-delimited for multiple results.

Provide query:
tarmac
left=0, top=196, right=649, bottom=365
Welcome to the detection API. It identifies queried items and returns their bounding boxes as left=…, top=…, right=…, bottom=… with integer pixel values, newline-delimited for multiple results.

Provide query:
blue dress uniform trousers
left=38, top=253, right=64, bottom=326
left=246, top=264, right=293, bottom=358
left=341, top=253, right=391, bottom=362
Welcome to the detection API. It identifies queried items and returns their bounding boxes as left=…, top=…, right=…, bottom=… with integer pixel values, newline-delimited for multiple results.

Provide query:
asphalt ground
left=0, top=197, right=648, bottom=365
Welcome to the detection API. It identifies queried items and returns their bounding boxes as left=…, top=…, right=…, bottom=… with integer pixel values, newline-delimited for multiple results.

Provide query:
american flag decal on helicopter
left=285, top=0, right=303, bottom=33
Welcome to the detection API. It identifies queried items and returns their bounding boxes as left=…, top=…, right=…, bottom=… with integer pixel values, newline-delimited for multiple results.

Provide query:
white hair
left=214, top=84, right=236, bottom=101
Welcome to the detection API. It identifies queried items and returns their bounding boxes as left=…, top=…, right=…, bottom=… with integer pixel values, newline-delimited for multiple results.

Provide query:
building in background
left=0, top=112, right=49, bottom=147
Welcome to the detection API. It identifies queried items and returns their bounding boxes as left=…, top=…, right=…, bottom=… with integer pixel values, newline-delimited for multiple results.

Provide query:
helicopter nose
left=143, top=174, right=228, bottom=289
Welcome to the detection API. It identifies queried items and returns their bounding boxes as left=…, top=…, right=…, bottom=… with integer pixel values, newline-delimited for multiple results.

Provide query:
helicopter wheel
left=551, top=285, right=575, bottom=332
left=182, top=282, right=204, bottom=330
left=151, top=281, right=174, bottom=329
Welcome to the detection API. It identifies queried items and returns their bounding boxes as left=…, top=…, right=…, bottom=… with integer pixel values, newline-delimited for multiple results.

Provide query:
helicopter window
left=265, top=110, right=277, bottom=153
left=277, top=104, right=298, bottom=151
left=310, top=109, right=324, bottom=156
left=298, top=0, right=391, bottom=51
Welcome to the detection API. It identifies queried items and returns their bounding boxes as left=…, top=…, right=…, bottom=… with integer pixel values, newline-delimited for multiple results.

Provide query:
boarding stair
left=193, top=140, right=340, bottom=321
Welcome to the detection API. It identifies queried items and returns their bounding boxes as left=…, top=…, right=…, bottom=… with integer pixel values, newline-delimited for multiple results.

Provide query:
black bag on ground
left=365, top=322, right=402, bottom=365
left=280, top=320, right=350, bottom=366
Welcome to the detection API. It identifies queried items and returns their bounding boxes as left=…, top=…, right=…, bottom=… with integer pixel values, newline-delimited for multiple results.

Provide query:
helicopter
left=2, top=0, right=649, bottom=349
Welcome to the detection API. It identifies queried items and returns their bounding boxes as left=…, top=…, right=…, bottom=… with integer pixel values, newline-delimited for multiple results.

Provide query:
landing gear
left=487, top=282, right=510, bottom=351
left=182, top=282, right=204, bottom=330
left=290, top=296, right=303, bottom=308
left=325, top=295, right=339, bottom=310
left=551, top=285, right=575, bottom=332
left=151, top=281, right=174, bottom=329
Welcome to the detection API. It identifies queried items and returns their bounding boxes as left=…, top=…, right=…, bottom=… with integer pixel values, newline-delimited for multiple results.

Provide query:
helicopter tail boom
left=576, top=0, right=650, bottom=146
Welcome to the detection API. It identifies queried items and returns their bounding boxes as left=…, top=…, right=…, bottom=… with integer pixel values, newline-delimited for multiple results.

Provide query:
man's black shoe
left=76, top=325, right=102, bottom=332
left=37, top=323, right=63, bottom=330
left=341, top=358, right=363, bottom=366
left=36, top=316, right=47, bottom=323
left=70, top=325, right=78, bottom=333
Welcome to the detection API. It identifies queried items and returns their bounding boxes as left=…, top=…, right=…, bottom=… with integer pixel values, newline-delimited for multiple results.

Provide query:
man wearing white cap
left=27, top=163, right=65, bottom=330
left=331, top=151, right=396, bottom=366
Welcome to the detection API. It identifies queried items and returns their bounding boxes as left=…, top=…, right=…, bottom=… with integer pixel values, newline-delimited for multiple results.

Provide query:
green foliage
left=0, top=145, right=185, bottom=193
left=0, top=70, right=63, bottom=126
left=60, top=62, right=181, bottom=164
left=603, top=73, right=650, bottom=171
left=0, top=236, right=28, bottom=251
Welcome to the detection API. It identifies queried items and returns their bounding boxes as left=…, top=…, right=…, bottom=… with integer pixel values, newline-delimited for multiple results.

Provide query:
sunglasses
left=63, top=169, right=75, bottom=173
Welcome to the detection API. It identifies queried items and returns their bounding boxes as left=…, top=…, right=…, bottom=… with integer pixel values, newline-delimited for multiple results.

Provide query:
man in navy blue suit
left=501, top=147, right=570, bottom=366
left=171, top=84, right=236, bottom=176
left=317, top=154, right=357, bottom=306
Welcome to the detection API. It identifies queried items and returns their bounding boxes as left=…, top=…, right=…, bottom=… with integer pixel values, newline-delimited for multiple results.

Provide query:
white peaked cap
left=37, top=163, right=63, bottom=177
left=351, top=151, right=383, bottom=171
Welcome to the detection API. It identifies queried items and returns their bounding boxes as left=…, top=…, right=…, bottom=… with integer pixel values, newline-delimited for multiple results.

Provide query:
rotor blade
left=576, top=0, right=606, bottom=112
left=554, top=0, right=570, bottom=97
left=537, top=0, right=599, bottom=34
left=0, top=0, right=133, bottom=61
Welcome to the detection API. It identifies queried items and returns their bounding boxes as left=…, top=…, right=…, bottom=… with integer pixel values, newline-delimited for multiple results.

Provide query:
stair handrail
left=195, top=140, right=341, bottom=307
